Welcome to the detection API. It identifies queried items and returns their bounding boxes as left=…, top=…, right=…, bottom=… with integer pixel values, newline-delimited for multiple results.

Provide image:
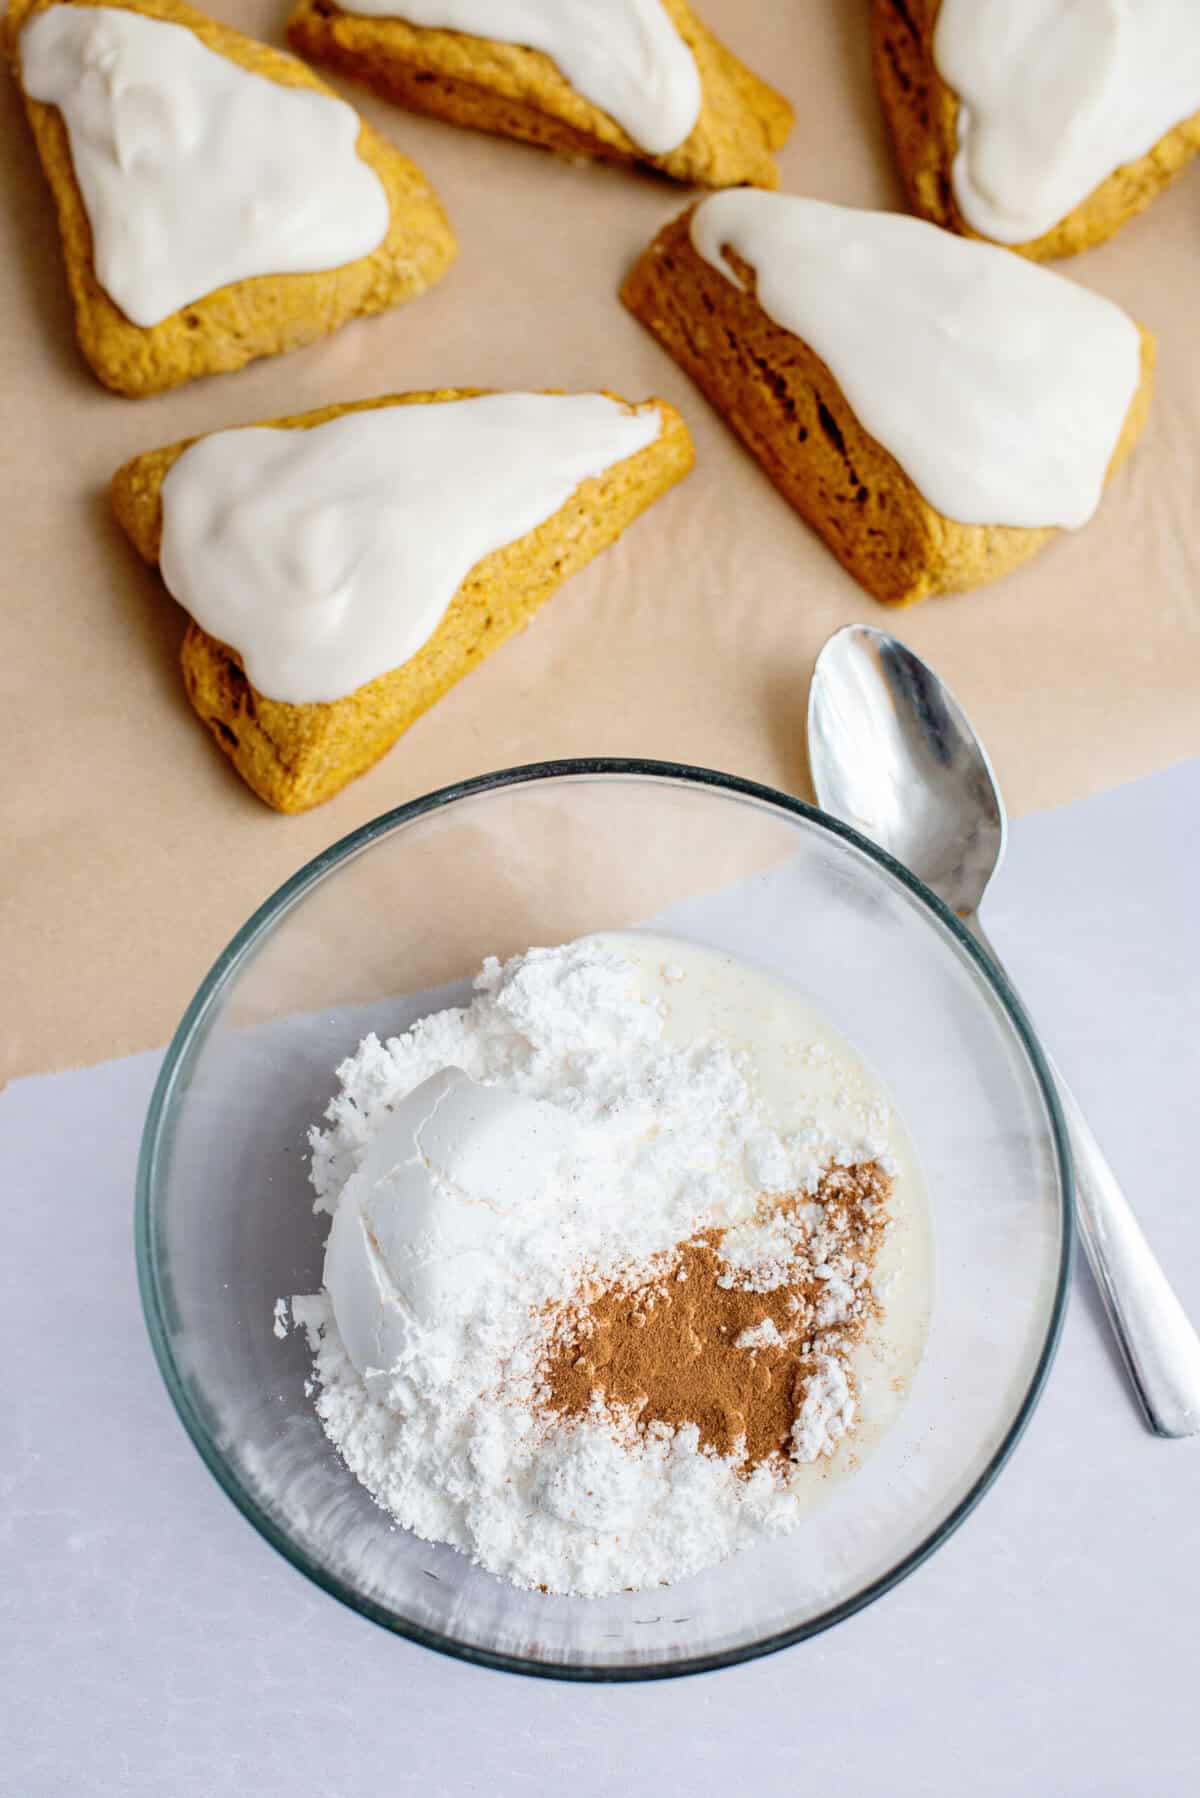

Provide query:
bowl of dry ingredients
left=137, top=759, right=1070, bottom=1680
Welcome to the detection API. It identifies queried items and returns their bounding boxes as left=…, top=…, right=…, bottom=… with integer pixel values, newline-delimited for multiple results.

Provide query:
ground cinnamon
left=540, top=1161, right=891, bottom=1470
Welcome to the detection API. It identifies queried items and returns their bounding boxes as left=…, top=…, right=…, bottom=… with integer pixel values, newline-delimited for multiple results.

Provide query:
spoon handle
left=969, top=916, right=1200, bottom=1438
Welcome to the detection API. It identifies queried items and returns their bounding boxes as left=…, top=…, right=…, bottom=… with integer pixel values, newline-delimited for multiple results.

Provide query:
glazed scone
left=287, top=0, right=793, bottom=189
left=621, top=194, right=1153, bottom=606
left=872, top=0, right=1200, bottom=260
left=111, top=390, right=694, bottom=811
left=6, top=0, right=456, bottom=395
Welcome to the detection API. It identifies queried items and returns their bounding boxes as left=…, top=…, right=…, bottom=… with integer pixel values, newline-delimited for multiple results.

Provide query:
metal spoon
left=808, top=622, right=1200, bottom=1438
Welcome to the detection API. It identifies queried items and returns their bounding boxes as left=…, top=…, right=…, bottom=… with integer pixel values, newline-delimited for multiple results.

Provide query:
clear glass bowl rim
left=136, top=757, right=1074, bottom=1683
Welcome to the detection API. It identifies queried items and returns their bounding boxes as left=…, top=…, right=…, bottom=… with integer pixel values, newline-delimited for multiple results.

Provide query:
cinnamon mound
left=541, top=1161, right=891, bottom=1470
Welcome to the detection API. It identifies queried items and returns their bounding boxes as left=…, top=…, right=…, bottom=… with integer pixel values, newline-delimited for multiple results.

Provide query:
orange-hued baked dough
left=111, top=389, right=695, bottom=811
left=287, top=0, right=793, bottom=189
left=5, top=0, right=457, bottom=395
left=871, top=0, right=1200, bottom=261
left=621, top=210, right=1153, bottom=605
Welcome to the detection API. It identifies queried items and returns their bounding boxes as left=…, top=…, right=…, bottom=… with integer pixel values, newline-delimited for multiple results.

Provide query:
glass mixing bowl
left=137, top=760, right=1070, bottom=1680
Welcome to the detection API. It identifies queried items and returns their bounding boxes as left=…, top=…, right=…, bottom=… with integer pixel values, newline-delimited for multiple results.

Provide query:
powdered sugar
left=296, top=934, right=910, bottom=1596
left=791, top=1355, right=855, bottom=1463
left=734, top=1318, right=784, bottom=1350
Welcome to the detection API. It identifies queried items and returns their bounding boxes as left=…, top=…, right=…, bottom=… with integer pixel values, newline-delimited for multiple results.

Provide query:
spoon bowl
left=808, top=624, right=1200, bottom=1439
left=807, top=624, right=1004, bottom=917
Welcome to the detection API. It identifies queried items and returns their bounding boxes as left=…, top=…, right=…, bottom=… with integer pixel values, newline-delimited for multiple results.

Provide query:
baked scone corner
left=112, top=390, right=694, bottom=813
left=621, top=205, right=1154, bottom=607
left=286, top=0, right=794, bottom=190
left=870, top=0, right=1200, bottom=260
left=8, top=0, right=457, bottom=396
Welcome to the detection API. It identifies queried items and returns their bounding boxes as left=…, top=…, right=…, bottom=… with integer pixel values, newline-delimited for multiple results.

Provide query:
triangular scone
left=287, top=0, right=793, bottom=189
left=6, top=0, right=456, bottom=396
left=111, top=390, right=694, bottom=812
left=622, top=196, right=1154, bottom=606
left=872, top=0, right=1200, bottom=261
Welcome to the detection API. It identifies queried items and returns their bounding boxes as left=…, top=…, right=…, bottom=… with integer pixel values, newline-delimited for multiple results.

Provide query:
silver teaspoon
left=808, top=622, right=1200, bottom=1438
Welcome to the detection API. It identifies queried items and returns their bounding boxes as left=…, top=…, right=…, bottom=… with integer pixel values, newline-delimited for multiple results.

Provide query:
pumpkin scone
left=112, top=390, right=694, bottom=812
left=6, top=0, right=456, bottom=395
left=621, top=193, right=1153, bottom=606
left=287, top=0, right=793, bottom=189
left=872, top=0, right=1200, bottom=260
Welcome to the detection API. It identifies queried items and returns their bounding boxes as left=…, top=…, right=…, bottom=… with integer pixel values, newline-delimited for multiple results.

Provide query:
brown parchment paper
left=2, top=0, right=1199, bottom=1084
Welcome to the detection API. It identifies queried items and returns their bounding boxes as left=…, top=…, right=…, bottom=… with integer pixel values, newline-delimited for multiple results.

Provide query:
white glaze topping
left=935, top=0, right=1200, bottom=245
left=335, top=0, right=701, bottom=155
left=690, top=191, right=1142, bottom=530
left=21, top=5, right=389, bottom=328
left=159, top=393, right=662, bottom=704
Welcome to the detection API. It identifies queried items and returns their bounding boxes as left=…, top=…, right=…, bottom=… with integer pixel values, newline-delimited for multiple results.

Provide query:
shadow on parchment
left=0, top=64, right=91, bottom=389
left=832, top=0, right=909, bottom=210
left=86, top=480, right=189, bottom=701
left=760, top=663, right=817, bottom=807
left=85, top=479, right=274, bottom=820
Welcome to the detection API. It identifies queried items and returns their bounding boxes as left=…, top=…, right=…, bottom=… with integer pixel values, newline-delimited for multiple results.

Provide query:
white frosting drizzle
left=934, top=0, right=1200, bottom=245
left=335, top=0, right=702, bottom=155
left=159, top=393, right=662, bottom=705
left=690, top=191, right=1142, bottom=530
left=21, top=5, right=390, bottom=328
